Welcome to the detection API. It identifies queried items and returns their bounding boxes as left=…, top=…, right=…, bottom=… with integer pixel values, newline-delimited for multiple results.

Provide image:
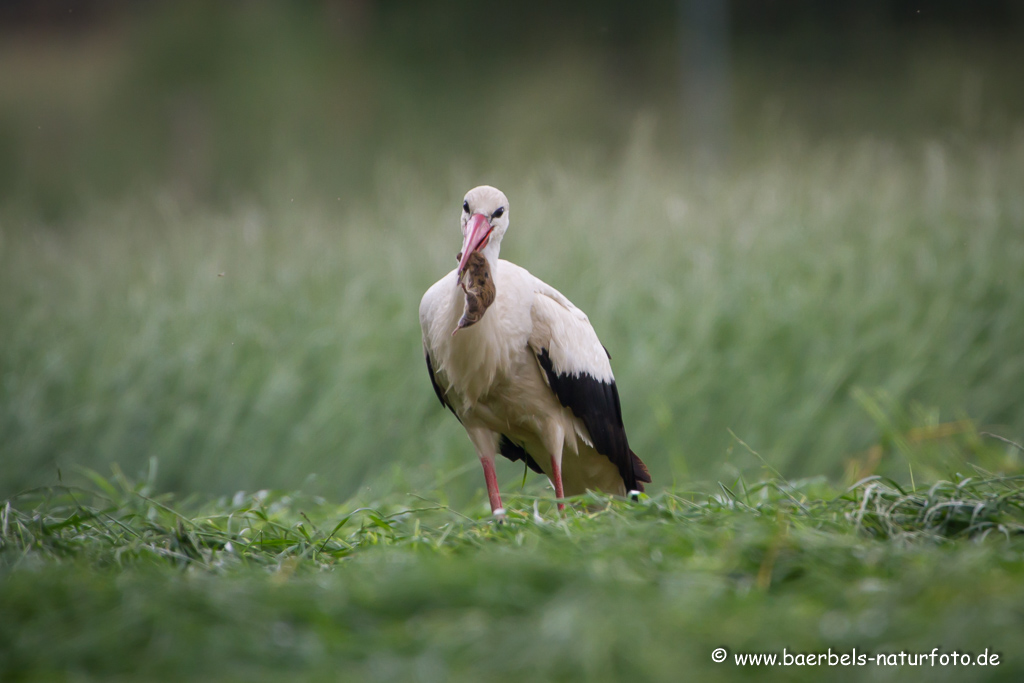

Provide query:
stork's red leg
left=550, top=455, right=565, bottom=512
left=479, top=456, right=505, bottom=517
left=466, top=428, right=505, bottom=519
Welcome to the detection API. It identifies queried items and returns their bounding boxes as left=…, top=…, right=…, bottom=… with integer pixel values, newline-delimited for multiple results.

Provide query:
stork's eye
left=463, top=200, right=470, bottom=213
left=492, top=206, right=505, bottom=219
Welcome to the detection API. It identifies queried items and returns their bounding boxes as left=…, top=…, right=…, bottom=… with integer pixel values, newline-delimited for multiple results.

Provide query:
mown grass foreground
left=3, top=470, right=1024, bottom=682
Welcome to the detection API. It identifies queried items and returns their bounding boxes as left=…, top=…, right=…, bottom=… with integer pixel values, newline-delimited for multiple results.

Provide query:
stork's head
left=458, top=185, right=509, bottom=277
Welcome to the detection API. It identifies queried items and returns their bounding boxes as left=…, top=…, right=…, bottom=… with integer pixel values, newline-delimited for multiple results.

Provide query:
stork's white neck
left=479, top=236, right=501, bottom=270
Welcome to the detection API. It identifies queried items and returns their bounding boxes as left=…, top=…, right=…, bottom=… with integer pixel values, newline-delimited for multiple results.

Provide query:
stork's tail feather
left=630, top=449, right=651, bottom=492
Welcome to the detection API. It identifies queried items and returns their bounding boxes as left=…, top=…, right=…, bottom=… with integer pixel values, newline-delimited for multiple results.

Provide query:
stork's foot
left=492, top=507, right=507, bottom=525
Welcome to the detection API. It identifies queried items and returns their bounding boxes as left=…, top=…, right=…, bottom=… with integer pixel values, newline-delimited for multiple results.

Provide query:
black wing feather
left=498, top=435, right=545, bottom=474
left=536, top=348, right=650, bottom=492
left=425, top=351, right=460, bottom=422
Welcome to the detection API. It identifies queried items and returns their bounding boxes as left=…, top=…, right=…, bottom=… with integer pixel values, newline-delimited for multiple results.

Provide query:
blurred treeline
left=2, top=0, right=1023, bottom=220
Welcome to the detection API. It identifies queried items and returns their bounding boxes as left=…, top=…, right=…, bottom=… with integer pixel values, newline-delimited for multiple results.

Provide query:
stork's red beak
left=458, top=213, right=493, bottom=276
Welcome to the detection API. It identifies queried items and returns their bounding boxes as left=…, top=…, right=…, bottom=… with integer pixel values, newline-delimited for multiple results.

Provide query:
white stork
left=419, top=185, right=650, bottom=517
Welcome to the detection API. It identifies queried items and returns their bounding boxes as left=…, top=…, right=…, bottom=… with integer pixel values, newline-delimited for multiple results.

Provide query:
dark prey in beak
left=452, top=251, right=495, bottom=335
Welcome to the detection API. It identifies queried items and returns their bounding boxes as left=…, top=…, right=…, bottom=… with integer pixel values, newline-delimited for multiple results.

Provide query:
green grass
left=2, top=18, right=1024, bottom=682
left=2, top=19, right=1023, bottom=500
left=3, top=134, right=1024, bottom=503
left=4, top=467, right=1024, bottom=682
left=3, top=146, right=1023, bottom=683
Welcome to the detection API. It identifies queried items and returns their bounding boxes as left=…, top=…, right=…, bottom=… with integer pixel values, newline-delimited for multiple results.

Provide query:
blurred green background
left=1, top=0, right=1023, bottom=506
